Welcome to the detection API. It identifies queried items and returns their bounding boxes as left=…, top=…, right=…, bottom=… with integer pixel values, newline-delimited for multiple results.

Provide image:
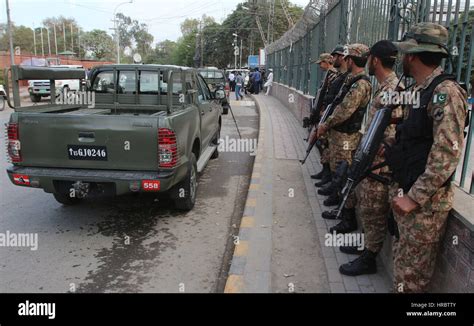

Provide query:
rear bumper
left=6, top=165, right=186, bottom=195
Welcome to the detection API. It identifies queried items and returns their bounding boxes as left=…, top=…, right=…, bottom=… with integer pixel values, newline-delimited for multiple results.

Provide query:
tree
left=145, top=40, right=177, bottom=64
left=42, top=16, right=81, bottom=55
left=115, top=13, right=154, bottom=61
left=82, top=30, right=115, bottom=60
left=0, top=23, right=34, bottom=54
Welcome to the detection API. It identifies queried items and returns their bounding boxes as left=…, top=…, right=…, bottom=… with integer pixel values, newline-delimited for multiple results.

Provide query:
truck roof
left=92, top=64, right=194, bottom=71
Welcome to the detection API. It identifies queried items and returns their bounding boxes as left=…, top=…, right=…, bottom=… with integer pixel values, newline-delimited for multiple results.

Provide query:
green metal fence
left=266, top=0, right=474, bottom=194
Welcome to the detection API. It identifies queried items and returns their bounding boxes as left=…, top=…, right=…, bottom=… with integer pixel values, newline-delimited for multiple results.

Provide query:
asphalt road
left=0, top=97, right=258, bottom=293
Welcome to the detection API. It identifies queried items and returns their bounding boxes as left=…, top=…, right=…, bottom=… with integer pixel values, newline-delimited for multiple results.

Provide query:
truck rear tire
left=30, top=94, right=41, bottom=103
left=172, top=153, right=197, bottom=211
left=53, top=193, right=82, bottom=206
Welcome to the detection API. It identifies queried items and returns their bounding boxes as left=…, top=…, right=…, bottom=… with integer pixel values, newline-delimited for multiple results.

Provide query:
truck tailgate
left=17, top=114, right=159, bottom=171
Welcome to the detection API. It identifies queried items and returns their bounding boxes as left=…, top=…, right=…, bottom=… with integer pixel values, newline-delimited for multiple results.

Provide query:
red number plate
left=142, top=180, right=161, bottom=192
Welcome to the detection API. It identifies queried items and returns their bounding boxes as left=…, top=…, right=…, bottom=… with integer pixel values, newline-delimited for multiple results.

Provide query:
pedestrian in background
left=229, top=71, right=236, bottom=92
left=253, top=68, right=261, bottom=95
left=235, top=72, right=244, bottom=101
left=264, top=69, right=274, bottom=95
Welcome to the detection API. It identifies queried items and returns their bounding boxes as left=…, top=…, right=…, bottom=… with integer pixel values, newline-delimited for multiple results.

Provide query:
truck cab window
left=118, top=71, right=136, bottom=94
left=139, top=71, right=159, bottom=94
left=197, top=75, right=211, bottom=103
left=92, top=71, right=115, bottom=94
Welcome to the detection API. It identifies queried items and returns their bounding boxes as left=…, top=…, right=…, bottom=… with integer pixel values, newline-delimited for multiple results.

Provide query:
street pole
left=200, top=20, right=204, bottom=67
left=53, top=23, right=58, bottom=55
left=33, top=27, right=37, bottom=56
left=6, top=0, right=15, bottom=66
left=240, top=39, right=242, bottom=69
left=233, top=33, right=238, bottom=69
left=40, top=27, right=44, bottom=56
left=78, top=27, right=81, bottom=59
left=62, top=23, right=66, bottom=52
left=47, top=27, right=51, bottom=55
left=70, top=23, right=74, bottom=53
left=114, top=1, right=133, bottom=64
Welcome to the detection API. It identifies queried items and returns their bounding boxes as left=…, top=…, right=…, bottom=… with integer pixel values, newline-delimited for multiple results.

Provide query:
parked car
left=6, top=64, right=223, bottom=211
left=27, top=65, right=86, bottom=102
left=198, top=68, right=230, bottom=115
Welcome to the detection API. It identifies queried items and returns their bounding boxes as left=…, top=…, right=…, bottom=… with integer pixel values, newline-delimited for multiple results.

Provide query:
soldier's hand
left=392, top=195, right=419, bottom=216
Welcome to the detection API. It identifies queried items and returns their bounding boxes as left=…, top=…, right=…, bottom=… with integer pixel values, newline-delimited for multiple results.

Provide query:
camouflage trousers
left=328, top=129, right=361, bottom=208
left=392, top=231, right=443, bottom=293
left=355, top=176, right=389, bottom=253
left=328, top=129, right=361, bottom=172
left=319, top=135, right=330, bottom=165
left=389, top=185, right=451, bottom=293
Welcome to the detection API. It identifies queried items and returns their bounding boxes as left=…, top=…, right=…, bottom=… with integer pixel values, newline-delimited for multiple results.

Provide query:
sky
left=1, top=0, right=311, bottom=44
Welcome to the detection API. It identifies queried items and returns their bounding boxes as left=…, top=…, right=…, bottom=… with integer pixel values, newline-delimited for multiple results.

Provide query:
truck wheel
left=172, top=153, right=197, bottom=211
left=53, top=193, right=82, bottom=206
left=211, top=128, right=220, bottom=159
left=222, top=105, right=229, bottom=115
left=30, top=94, right=41, bottom=103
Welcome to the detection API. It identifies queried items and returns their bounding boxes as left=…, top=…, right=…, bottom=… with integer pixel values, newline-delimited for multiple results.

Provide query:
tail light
left=158, top=128, right=178, bottom=168
left=7, top=123, right=22, bottom=163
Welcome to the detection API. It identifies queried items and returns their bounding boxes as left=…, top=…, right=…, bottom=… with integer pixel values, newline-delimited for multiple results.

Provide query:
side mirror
left=215, top=89, right=225, bottom=100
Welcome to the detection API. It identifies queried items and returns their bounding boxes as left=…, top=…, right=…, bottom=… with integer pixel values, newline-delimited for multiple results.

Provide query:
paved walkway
left=226, top=93, right=392, bottom=293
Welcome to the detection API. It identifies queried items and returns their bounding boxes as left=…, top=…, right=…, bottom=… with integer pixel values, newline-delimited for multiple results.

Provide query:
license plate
left=67, top=145, right=108, bottom=161
left=38, top=90, right=48, bottom=94
left=142, top=180, right=161, bottom=192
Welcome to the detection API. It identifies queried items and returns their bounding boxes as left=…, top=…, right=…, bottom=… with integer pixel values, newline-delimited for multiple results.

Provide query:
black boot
left=311, top=163, right=330, bottom=180
left=340, top=245, right=364, bottom=255
left=322, top=209, right=339, bottom=220
left=314, top=173, right=332, bottom=187
left=339, top=250, right=377, bottom=276
left=323, top=191, right=340, bottom=207
left=318, top=179, right=336, bottom=194
left=329, top=208, right=357, bottom=234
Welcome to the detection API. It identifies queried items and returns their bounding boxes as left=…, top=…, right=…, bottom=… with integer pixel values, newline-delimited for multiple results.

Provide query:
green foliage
left=82, top=30, right=115, bottom=60
left=0, top=23, right=34, bottom=53
left=145, top=40, right=178, bottom=64
left=115, top=13, right=155, bottom=60
left=167, top=0, right=304, bottom=68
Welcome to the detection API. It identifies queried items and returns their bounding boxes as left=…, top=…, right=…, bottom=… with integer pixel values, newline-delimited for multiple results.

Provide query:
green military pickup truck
left=5, top=64, right=223, bottom=211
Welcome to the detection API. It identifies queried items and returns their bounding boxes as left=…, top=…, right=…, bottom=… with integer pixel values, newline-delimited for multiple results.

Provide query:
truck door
left=196, top=75, right=216, bottom=148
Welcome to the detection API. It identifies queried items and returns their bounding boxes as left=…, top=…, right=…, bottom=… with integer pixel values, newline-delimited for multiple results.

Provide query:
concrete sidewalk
left=225, top=93, right=392, bottom=293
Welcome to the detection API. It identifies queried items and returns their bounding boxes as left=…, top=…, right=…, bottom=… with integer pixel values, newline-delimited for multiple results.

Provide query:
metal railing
left=266, top=0, right=474, bottom=194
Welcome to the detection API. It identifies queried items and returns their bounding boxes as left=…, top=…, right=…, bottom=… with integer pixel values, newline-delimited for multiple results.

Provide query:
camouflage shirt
left=367, top=71, right=403, bottom=174
left=405, top=67, right=467, bottom=207
left=324, top=70, right=372, bottom=129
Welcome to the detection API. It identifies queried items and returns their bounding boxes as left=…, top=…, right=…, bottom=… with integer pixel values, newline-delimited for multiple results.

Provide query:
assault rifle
left=334, top=76, right=405, bottom=219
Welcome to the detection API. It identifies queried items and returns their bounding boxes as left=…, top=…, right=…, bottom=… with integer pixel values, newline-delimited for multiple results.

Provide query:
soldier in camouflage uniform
left=317, top=44, right=372, bottom=234
left=315, top=46, right=351, bottom=193
left=339, top=40, right=403, bottom=276
left=387, top=23, right=467, bottom=292
left=309, top=53, right=340, bottom=183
